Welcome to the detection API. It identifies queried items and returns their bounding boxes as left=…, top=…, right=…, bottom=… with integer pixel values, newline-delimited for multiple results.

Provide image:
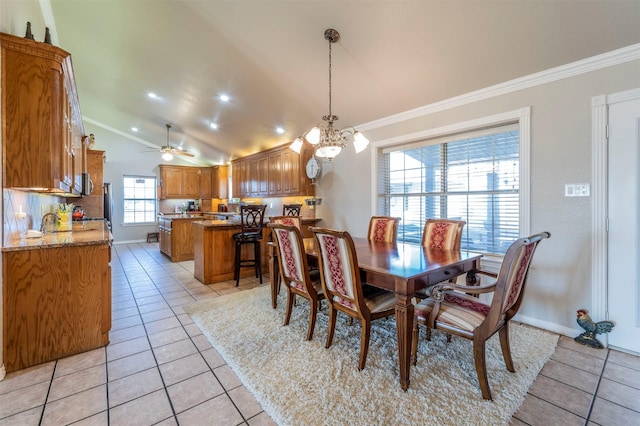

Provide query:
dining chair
left=414, top=218, right=467, bottom=301
left=269, top=223, right=325, bottom=340
left=310, top=227, right=397, bottom=370
left=367, top=216, right=401, bottom=243
left=232, top=204, right=267, bottom=287
left=421, top=218, right=466, bottom=250
left=283, top=203, right=302, bottom=216
left=268, top=215, right=303, bottom=305
left=411, top=231, right=550, bottom=400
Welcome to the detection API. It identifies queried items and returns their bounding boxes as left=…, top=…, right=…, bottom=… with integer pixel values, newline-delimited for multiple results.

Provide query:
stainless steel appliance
left=103, top=183, right=113, bottom=230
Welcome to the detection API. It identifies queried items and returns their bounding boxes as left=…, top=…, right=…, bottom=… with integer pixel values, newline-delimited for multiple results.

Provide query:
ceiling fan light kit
left=290, top=28, right=369, bottom=161
left=160, top=123, right=194, bottom=160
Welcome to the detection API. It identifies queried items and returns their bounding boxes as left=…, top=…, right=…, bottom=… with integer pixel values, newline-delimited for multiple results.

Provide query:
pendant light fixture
left=290, top=28, right=369, bottom=161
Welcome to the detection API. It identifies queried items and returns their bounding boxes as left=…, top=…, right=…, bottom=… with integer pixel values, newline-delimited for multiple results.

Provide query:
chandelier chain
left=328, top=38, right=332, bottom=119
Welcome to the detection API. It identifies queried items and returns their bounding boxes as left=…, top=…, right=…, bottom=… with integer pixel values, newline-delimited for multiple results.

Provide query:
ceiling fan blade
left=174, top=150, right=194, bottom=157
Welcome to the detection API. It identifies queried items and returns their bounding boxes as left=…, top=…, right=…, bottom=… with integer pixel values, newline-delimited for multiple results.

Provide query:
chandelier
left=290, top=28, right=369, bottom=160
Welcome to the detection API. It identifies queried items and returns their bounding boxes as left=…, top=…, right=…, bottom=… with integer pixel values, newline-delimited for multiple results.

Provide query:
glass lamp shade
left=353, top=131, right=370, bottom=153
left=315, top=145, right=342, bottom=159
left=305, top=127, right=321, bottom=145
left=289, top=137, right=303, bottom=153
left=162, top=152, right=174, bottom=161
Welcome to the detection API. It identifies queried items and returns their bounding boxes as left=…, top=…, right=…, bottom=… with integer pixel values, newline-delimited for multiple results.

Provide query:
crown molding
left=358, top=43, right=640, bottom=131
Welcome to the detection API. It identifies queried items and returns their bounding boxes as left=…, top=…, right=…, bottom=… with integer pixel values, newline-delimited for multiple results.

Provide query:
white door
left=608, top=93, right=640, bottom=353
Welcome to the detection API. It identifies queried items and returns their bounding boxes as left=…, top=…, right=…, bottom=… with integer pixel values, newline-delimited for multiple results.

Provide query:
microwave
left=82, top=172, right=94, bottom=196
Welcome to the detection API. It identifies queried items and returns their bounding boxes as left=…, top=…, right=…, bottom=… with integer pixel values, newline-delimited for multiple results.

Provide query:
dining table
left=268, top=236, right=483, bottom=391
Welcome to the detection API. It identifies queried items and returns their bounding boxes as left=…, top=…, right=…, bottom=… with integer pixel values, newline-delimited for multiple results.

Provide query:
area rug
left=184, top=286, right=558, bottom=426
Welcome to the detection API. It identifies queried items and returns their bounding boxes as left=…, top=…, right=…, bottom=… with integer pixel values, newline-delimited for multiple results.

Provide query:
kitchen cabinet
left=211, top=165, right=228, bottom=199
left=201, top=167, right=213, bottom=199
left=159, top=215, right=203, bottom=261
left=3, top=241, right=111, bottom=373
left=73, top=149, right=105, bottom=219
left=231, top=142, right=314, bottom=198
left=1, top=32, right=85, bottom=195
left=159, top=165, right=202, bottom=199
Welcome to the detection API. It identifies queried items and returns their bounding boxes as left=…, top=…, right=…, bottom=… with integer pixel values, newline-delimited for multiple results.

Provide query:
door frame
left=592, top=87, right=640, bottom=347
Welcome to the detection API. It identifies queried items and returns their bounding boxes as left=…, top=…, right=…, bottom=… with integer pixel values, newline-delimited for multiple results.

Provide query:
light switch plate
left=565, top=183, right=590, bottom=197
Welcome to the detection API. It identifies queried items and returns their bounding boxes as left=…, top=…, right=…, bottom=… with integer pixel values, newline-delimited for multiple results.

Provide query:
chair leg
left=473, top=338, right=492, bottom=400
left=234, top=242, right=241, bottom=287
left=446, top=333, right=452, bottom=343
left=426, top=326, right=432, bottom=341
left=255, top=242, right=263, bottom=283
left=307, top=299, right=318, bottom=341
left=283, top=290, right=294, bottom=327
left=499, top=323, right=515, bottom=372
left=325, top=306, right=337, bottom=349
left=411, top=321, right=420, bottom=366
left=358, top=319, right=371, bottom=371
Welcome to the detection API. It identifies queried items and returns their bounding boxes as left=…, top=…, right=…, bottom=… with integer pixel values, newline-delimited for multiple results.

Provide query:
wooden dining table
left=268, top=236, right=483, bottom=391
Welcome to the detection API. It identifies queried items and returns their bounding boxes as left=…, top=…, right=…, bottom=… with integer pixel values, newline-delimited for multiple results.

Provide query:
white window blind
left=123, top=176, right=157, bottom=224
left=377, top=124, right=519, bottom=255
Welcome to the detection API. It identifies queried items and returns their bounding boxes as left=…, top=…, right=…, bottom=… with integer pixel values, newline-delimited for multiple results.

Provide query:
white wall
left=314, top=51, right=640, bottom=337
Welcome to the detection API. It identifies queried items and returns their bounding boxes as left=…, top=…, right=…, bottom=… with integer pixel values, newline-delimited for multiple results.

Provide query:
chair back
left=270, top=223, right=315, bottom=295
left=422, top=219, right=466, bottom=250
left=269, top=215, right=301, bottom=230
left=311, top=227, right=366, bottom=315
left=239, top=205, right=267, bottom=237
left=283, top=203, right=302, bottom=216
left=485, top=232, right=551, bottom=325
left=367, top=216, right=401, bottom=243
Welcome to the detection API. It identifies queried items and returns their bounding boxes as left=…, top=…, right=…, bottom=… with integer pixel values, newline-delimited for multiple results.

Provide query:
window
left=378, top=124, right=520, bottom=255
left=123, top=176, right=157, bottom=224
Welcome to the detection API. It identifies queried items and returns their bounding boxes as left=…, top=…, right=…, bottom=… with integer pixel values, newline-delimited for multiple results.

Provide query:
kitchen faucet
left=40, top=213, right=60, bottom=234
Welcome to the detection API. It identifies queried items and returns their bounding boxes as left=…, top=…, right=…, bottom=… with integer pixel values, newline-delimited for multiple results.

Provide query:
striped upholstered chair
left=414, top=218, right=467, bottom=301
left=411, top=232, right=550, bottom=400
left=310, top=227, right=397, bottom=370
left=270, top=223, right=325, bottom=341
left=367, top=216, right=401, bottom=243
left=421, top=218, right=466, bottom=250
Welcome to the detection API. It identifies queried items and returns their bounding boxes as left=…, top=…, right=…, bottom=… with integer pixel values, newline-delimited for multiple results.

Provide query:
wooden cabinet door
left=258, top=156, right=269, bottom=196
left=268, top=151, right=283, bottom=195
left=183, top=168, right=201, bottom=198
left=201, top=167, right=213, bottom=199
left=216, top=165, right=228, bottom=199
left=160, top=166, right=183, bottom=198
left=282, top=149, right=301, bottom=194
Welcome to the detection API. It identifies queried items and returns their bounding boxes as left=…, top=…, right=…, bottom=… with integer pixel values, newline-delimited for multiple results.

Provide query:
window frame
left=122, top=175, right=158, bottom=225
left=370, top=107, right=531, bottom=265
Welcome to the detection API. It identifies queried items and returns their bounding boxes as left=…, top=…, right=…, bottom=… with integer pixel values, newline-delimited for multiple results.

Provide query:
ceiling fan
left=160, top=124, right=194, bottom=160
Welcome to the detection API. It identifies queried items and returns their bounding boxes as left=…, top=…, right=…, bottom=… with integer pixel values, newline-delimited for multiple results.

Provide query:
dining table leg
left=395, top=293, right=414, bottom=391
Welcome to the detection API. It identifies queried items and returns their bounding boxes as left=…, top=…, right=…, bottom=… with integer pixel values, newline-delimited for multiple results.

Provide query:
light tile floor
left=1, top=242, right=638, bottom=425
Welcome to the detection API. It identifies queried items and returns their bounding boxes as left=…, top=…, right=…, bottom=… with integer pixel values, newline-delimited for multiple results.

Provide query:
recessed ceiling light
left=210, top=122, right=219, bottom=130
left=219, top=94, right=230, bottom=102
left=147, top=92, right=158, bottom=99
left=276, top=127, right=285, bottom=134
left=131, top=127, right=138, bottom=132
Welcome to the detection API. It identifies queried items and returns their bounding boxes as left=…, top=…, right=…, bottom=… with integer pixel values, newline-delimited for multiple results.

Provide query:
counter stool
left=283, top=203, right=302, bottom=216
left=233, top=204, right=267, bottom=287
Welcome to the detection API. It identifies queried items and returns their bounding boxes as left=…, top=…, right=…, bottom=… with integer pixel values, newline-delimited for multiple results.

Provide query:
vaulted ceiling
left=42, top=0, right=640, bottom=164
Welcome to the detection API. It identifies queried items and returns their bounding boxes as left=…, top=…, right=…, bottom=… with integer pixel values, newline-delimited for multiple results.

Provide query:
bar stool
left=283, top=203, right=302, bottom=216
left=233, top=204, right=267, bottom=287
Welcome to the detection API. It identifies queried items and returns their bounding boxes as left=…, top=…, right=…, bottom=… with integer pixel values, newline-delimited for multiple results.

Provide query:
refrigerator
left=104, top=183, right=114, bottom=230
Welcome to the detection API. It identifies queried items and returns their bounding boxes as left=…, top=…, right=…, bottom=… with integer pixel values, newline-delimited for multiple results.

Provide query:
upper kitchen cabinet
left=159, top=165, right=201, bottom=199
left=211, top=165, right=228, bottom=199
left=231, top=142, right=314, bottom=198
left=1, top=32, right=85, bottom=196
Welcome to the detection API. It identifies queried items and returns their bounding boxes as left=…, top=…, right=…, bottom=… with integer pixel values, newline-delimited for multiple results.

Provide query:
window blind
left=378, top=124, right=519, bottom=255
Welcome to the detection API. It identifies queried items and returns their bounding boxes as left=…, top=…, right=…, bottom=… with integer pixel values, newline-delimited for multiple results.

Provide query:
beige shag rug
left=184, top=285, right=558, bottom=426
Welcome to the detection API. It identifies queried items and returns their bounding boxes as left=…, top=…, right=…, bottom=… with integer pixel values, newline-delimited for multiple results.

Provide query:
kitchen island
left=2, top=219, right=113, bottom=373
left=193, top=218, right=321, bottom=284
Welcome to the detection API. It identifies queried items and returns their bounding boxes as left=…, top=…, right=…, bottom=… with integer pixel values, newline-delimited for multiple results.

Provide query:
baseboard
left=514, top=313, right=580, bottom=339
left=0, top=364, right=5, bottom=381
left=112, top=239, right=147, bottom=245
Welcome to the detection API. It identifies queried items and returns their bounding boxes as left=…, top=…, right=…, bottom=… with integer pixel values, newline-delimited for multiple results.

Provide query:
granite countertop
left=193, top=217, right=320, bottom=229
left=2, top=220, right=113, bottom=252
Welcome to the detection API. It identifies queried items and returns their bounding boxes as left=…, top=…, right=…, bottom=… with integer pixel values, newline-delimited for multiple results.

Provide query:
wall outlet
left=565, top=183, right=590, bottom=197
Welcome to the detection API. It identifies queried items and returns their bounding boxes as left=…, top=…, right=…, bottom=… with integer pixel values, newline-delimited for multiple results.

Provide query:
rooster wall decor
left=574, top=308, right=615, bottom=349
